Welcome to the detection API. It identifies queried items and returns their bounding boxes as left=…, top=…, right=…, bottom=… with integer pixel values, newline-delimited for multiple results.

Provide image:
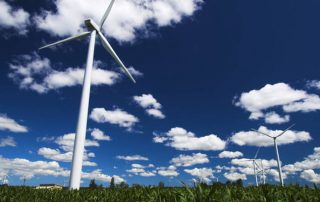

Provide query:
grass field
left=1, top=183, right=320, bottom=202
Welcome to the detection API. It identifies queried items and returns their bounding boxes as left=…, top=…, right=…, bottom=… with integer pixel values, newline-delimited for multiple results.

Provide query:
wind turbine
left=243, top=147, right=261, bottom=186
left=252, top=124, right=295, bottom=186
left=257, top=159, right=269, bottom=185
left=2, top=175, right=9, bottom=185
left=39, top=0, right=136, bottom=190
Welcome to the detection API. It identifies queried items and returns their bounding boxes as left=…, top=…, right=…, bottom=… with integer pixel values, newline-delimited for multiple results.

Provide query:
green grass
left=0, top=184, right=320, bottom=202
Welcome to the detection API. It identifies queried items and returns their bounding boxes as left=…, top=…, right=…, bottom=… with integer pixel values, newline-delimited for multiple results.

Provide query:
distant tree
left=110, top=177, right=115, bottom=189
left=235, top=179, right=243, bottom=187
left=226, top=180, right=231, bottom=185
left=117, top=182, right=129, bottom=189
left=158, top=181, right=165, bottom=188
left=89, top=179, right=98, bottom=189
left=132, top=183, right=142, bottom=188
left=99, top=184, right=103, bottom=189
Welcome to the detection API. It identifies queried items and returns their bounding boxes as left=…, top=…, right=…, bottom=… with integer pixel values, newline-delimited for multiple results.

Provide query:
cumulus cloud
left=91, top=128, right=111, bottom=141
left=157, top=165, right=179, bottom=177
left=0, top=114, right=28, bottom=133
left=9, top=53, right=122, bottom=94
left=37, top=133, right=99, bottom=167
left=283, top=147, right=320, bottom=174
left=37, top=147, right=96, bottom=166
left=90, top=107, right=139, bottom=129
left=34, top=0, right=203, bottom=42
left=116, top=155, right=149, bottom=161
left=133, top=94, right=165, bottom=119
left=55, top=133, right=99, bottom=152
left=218, top=151, right=243, bottom=159
left=0, top=155, right=124, bottom=183
left=264, top=112, right=290, bottom=124
left=224, top=172, right=247, bottom=181
left=0, top=137, right=16, bottom=147
left=170, top=153, right=209, bottom=167
left=153, top=127, right=226, bottom=151
left=126, top=163, right=156, bottom=177
left=82, top=169, right=125, bottom=184
left=0, top=155, right=68, bottom=180
left=234, top=83, right=320, bottom=124
left=231, top=158, right=278, bottom=170
left=230, top=126, right=311, bottom=147
left=300, top=169, right=320, bottom=184
left=184, top=168, right=214, bottom=182
left=306, top=80, right=320, bottom=90
left=0, top=1, right=30, bottom=34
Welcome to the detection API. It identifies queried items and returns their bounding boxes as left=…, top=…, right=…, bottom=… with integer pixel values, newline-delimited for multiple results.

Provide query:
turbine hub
left=84, top=19, right=100, bottom=32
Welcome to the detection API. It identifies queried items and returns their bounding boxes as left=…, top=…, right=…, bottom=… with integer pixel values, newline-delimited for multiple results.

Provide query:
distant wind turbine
left=39, top=0, right=136, bottom=190
left=243, top=147, right=261, bottom=186
left=252, top=124, right=295, bottom=186
left=2, top=175, right=9, bottom=185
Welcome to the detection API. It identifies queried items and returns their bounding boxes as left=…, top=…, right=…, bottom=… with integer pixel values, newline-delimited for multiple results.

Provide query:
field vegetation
left=1, top=181, right=320, bottom=202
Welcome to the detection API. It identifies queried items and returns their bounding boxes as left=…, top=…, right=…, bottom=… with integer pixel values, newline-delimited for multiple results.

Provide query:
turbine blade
left=254, top=161, right=261, bottom=170
left=254, top=147, right=261, bottom=159
left=100, top=0, right=116, bottom=29
left=276, top=124, right=295, bottom=138
left=252, top=128, right=273, bottom=138
left=39, top=32, right=91, bottom=50
left=97, top=31, right=136, bottom=83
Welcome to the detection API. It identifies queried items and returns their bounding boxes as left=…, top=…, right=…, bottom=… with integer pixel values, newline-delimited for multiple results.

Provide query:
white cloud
left=9, top=54, right=121, bottom=94
left=0, top=1, right=30, bottom=34
left=157, top=165, right=179, bottom=177
left=218, top=151, right=243, bottom=159
left=0, top=155, right=68, bottom=180
left=0, top=137, right=16, bottom=147
left=154, top=127, right=226, bottom=151
left=91, top=128, right=111, bottom=141
left=152, top=134, right=168, bottom=143
left=0, top=114, right=28, bottom=133
left=133, top=94, right=165, bottom=119
left=127, top=67, right=144, bottom=77
left=126, top=164, right=156, bottom=177
left=146, top=108, right=165, bottom=119
left=224, top=172, right=247, bottom=181
left=300, top=169, right=320, bottom=184
left=116, top=155, right=149, bottom=161
left=283, top=147, right=320, bottom=173
left=0, top=155, right=123, bottom=183
left=55, top=133, right=99, bottom=152
left=134, top=94, right=162, bottom=109
left=90, top=107, right=139, bottom=129
left=82, top=169, right=125, bottom=183
left=283, top=94, right=320, bottom=113
left=184, top=168, right=213, bottom=182
left=34, top=0, right=203, bottom=42
left=37, top=133, right=99, bottom=166
left=235, top=83, right=320, bottom=123
left=307, top=80, right=320, bottom=89
left=37, top=147, right=96, bottom=166
left=170, top=153, right=209, bottom=167
left=231, top=158, right=278, bottom=170
left=230, top=126, right=311, bottom=147
left=264, top=112, right=290, bottom=124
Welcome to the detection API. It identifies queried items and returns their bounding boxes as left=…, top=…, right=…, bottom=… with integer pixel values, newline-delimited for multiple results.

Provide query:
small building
left=36, top=184, right=64, bottom=190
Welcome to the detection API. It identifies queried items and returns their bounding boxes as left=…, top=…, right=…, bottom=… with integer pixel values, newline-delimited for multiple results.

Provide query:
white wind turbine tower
left=252, top=124, right=295, bottom=186
left=39, top=0, right=136, bottom=190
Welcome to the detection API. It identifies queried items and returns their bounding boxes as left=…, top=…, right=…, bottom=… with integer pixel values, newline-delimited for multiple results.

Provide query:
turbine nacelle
left=84, top=19, right=100, bottom=32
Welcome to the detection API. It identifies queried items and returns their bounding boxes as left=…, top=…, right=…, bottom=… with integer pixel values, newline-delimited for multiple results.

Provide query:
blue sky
left=0, top=0, right=320, bottom=186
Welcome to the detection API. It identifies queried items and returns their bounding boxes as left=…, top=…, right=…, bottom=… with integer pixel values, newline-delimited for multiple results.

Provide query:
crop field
left=1, top=184, right=320, bottom=202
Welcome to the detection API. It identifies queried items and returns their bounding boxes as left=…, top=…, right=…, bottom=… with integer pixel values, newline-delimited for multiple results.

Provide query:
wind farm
left=0, top=0, right=320, bottom=201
